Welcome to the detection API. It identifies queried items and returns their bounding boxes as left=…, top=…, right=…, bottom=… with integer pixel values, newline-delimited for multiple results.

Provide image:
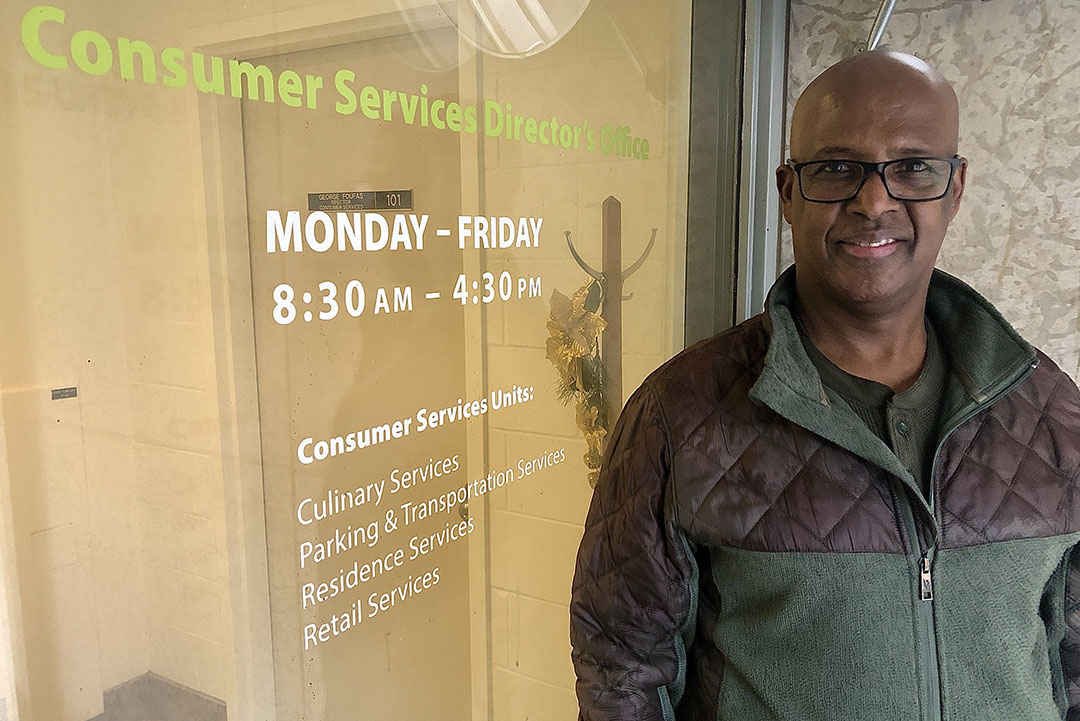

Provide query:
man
left=569, top=49, right=1080, bottom=721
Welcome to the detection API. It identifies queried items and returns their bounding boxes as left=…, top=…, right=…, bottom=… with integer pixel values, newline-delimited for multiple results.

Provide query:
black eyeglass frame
left=786, top=156, right=963, bottom=203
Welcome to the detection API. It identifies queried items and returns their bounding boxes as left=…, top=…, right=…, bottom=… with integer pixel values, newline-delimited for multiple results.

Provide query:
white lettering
left=267, top=210, right=301, bottom=252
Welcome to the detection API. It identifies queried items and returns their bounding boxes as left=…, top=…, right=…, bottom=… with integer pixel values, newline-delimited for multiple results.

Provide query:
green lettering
left=118, top=38, right=155, bottom=83
left=334, top=68, right=357, bottom=115
left=463, top=105, right=478, bottom=135
left=359, top=85, right=380, bottom=120
left=161, top=47, right=187, bottom=88
left=398, top=91, right=418, bottom=124
left=381, top=88, right=398, bottom=121
left=305, top=74, right=322, bottom=109
left=192, top=53, right=224, bottom=95
left=229, top=59, right=274, bottom=102
left=445, top=102, right=462, bottom=132
left=71, top=29, right=112, bottom=76
left=21, top=5, right=68, bottom=70
left=484, top=99, right=503, bottom=137
left=278, top=69, right=303, bottom=107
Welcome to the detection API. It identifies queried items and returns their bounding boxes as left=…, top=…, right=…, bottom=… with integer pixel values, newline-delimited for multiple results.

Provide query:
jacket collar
left=748, top=265, right=1036, bottom=499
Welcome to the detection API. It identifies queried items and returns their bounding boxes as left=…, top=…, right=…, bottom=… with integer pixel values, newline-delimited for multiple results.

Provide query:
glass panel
left=0, top=1, right=694, bottom=719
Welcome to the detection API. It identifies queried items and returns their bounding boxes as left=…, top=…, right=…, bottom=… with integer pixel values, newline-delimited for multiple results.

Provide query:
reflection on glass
left=1, top=0, right=692, bottom=719
left=432, top=0, right=592, bottom=57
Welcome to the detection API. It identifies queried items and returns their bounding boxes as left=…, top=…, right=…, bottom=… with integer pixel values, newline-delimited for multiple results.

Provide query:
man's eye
left=808, top=161, right=857, bottom=177
left=896, top=159, right=930, bottom=174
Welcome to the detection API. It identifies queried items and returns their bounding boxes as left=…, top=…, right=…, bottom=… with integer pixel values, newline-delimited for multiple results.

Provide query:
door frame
left=684, top=0, right=787, bottom=342
left=191, top=3, right=486, bottom=720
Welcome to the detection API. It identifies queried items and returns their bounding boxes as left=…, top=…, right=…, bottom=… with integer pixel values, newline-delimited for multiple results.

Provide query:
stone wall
left=782, top=0, right=1079, bottom=380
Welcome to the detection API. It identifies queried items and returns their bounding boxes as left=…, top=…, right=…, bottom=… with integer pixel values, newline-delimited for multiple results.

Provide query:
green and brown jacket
left=570, top=267, right=1080, bottom=721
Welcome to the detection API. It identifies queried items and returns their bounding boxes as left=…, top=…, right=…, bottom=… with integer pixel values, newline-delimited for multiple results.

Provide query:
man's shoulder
left=638, top=313, right=772, bottom=410
left=984, top=348, right=1080, bottom=483
left=1018, top=348, right=1080, bottom=427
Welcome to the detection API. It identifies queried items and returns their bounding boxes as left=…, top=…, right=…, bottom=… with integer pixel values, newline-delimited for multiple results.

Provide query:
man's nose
left=846, top=170, right=901, bottom=218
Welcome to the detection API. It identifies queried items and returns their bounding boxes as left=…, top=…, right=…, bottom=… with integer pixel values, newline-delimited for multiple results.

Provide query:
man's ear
left=776, top=164, right=795, bottom=223
left=948, top=157, right=967, bottom=220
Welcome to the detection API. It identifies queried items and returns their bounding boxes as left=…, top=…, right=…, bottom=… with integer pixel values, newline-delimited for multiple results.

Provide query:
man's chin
left=825, top=274, right=917, bottom=315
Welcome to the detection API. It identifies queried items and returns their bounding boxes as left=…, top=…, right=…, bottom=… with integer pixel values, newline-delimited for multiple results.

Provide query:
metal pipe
left=865, top=0, right=897, bottom=51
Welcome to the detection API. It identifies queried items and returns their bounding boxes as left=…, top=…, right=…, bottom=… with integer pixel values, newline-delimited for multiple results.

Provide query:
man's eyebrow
left=893, top=146, right=936, bottom=156
left=812, top=146, right=860, bottom=157
left=808, top=145, right=938, bottom=159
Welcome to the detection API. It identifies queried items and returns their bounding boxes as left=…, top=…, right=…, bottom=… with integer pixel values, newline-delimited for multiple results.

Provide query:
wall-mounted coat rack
left=564, top=195, right=656, bottom=420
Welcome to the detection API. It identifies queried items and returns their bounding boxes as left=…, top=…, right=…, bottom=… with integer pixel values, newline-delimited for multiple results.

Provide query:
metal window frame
left=685, top=0, right=788, bottom=343
left=736, top=0, right=787, bottom=323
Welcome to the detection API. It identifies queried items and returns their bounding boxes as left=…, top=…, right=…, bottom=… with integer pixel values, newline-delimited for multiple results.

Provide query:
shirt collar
left=753, top=264, right=1035, bottom=408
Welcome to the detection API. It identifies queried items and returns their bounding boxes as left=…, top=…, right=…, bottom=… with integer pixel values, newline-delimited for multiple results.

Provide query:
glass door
left=0, top=0, right=701, bottom=718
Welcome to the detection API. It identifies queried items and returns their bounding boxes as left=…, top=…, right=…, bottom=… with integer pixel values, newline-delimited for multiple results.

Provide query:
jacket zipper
left=916, top=545, right=940, bottom=721
left=905, top=357, right=1038, bottom=721
left=919, top=555, right=933, bottom=601
left=897, top=496, right=940, bottom=721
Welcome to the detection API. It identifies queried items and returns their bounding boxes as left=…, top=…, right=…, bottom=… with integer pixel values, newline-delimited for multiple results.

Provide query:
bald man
left=570, top=50, right=1080, bottom=721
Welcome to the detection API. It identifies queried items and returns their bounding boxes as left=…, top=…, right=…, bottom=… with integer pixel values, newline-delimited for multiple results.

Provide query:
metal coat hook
left=565, top=230, right=603, bottom=281
left=564, top=227, right=657, bottom=303
left=564, top=230, right=606, bottom=312
left=619, top=228, right=657, bottom=300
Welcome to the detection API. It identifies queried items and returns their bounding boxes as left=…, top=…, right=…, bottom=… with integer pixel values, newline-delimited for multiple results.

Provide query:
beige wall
left=480, top=1, right=690, bottom=717
left=782, top=0, right=1080, bottom=382
left=1, top=0, right=236, bottom=716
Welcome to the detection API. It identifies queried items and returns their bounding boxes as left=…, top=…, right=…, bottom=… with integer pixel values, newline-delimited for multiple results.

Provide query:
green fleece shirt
left=796, top=318, right=950, bottom=498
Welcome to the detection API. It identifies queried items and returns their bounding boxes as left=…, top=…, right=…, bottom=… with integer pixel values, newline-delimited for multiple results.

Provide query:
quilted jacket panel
left=938, top=350, right=1080, bottom=547
left=649, top=320, right=906, bottom=554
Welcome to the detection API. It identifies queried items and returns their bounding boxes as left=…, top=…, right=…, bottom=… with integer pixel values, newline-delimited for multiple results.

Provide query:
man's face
left=777, top=78, right=967, bottom=315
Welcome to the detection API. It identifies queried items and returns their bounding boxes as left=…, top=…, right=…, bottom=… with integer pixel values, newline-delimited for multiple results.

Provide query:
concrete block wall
left=1, top=1, right=238, bottom=716
left=479, top=1, right=691, bottom=717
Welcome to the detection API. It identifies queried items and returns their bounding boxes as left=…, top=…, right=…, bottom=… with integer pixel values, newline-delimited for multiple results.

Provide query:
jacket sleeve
left=1057, top=367, right=1080, bottom=720
left=1063, top=546, right=1080, bottom=720
left=569, top=384, right=698, bottom=721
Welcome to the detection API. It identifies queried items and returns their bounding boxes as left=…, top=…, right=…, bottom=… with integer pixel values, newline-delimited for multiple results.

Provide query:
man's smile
left=833, top=233, right=908, bottom=258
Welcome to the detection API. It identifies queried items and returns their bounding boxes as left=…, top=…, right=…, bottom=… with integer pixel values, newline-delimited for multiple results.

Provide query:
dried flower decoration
left=546, top=282, right=608, bottom=487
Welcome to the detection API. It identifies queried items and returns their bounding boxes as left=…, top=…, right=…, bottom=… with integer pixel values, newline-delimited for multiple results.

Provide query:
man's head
left=776, top=49, right=966, bottom=318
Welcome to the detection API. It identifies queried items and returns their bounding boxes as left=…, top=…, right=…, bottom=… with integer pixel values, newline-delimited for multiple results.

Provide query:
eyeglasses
left=787, top=156, right=963, bottom=203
